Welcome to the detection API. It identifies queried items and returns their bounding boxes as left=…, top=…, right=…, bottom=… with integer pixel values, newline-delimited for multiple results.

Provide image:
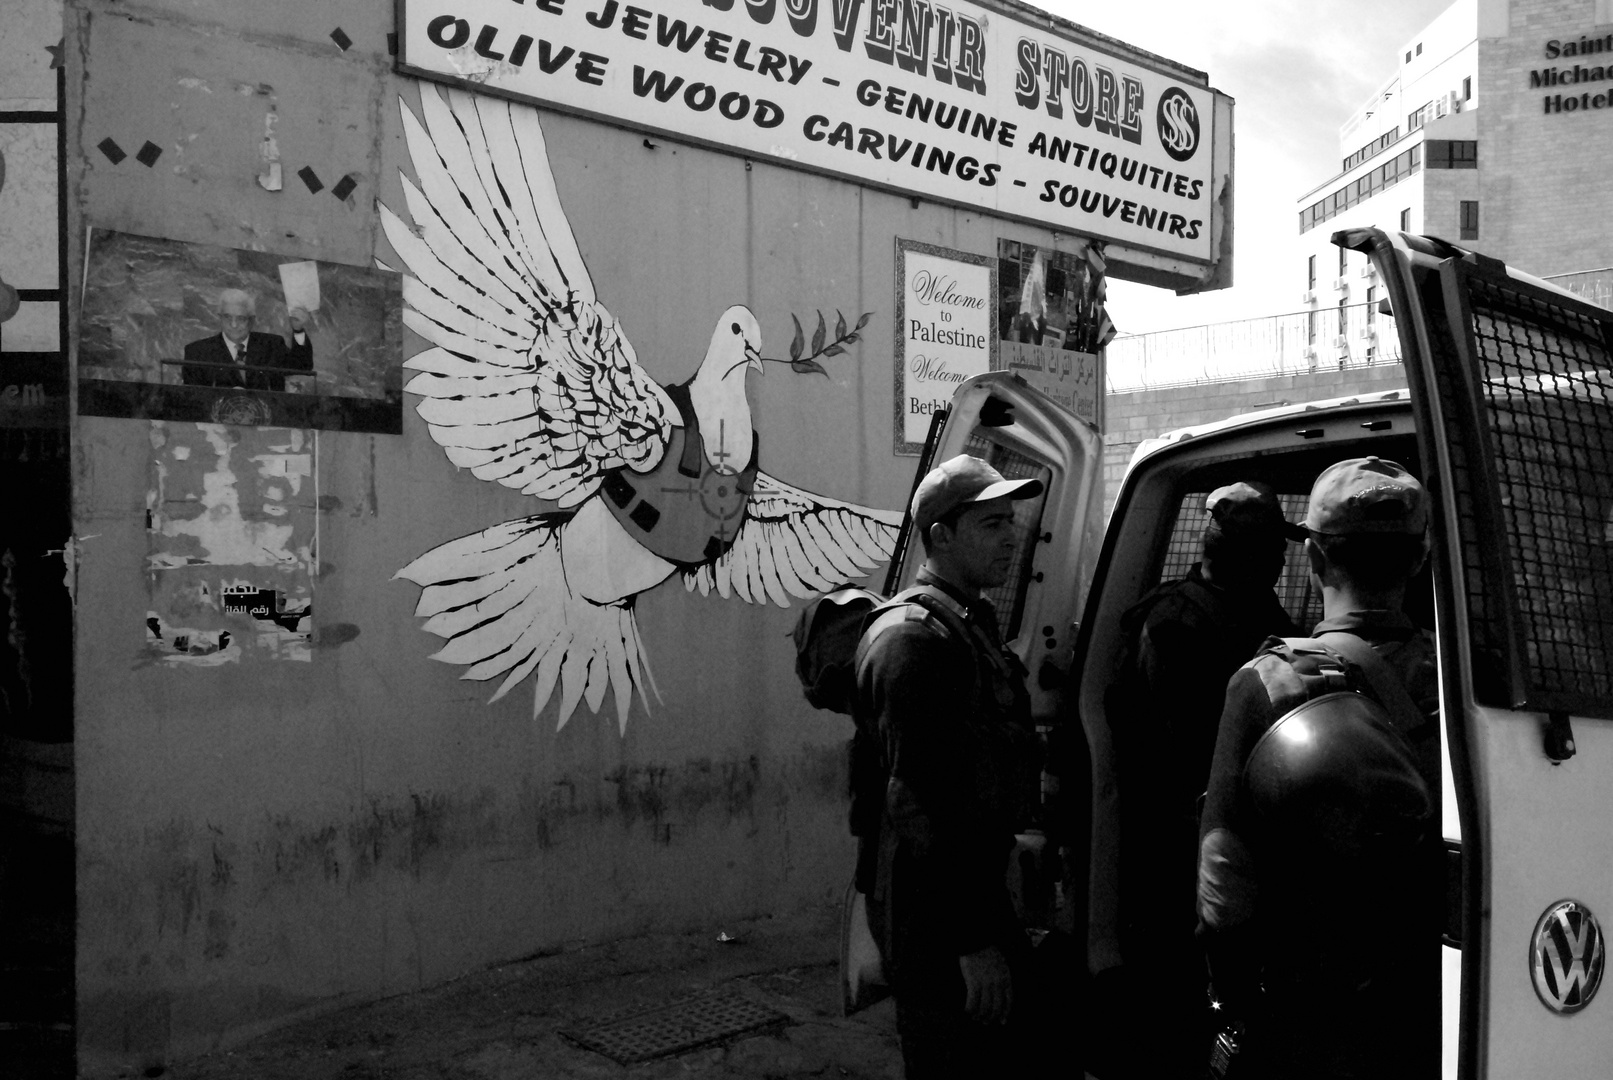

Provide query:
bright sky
left=1038, top=0, right=1456, bottom=336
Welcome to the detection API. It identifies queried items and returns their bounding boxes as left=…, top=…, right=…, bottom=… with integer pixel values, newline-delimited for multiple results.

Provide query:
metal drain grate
left=561, top=991, right=788, bottom=1064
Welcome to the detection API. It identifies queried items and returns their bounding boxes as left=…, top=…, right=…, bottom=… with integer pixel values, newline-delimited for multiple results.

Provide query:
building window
left=1338, top=299, right=1348, bottom=338
left=1407, top=102, right=1434, bottom=131
left=1405, top=50, right=1412, bottom=63
left=1299, top=144, right=1425, bottom=234
left=1425, top=140, right=1479, bottom=169
left=1338, top=246, right=1348, bottom=278
left=1416, top=43, right=1423, bottom=56
left=1342, top=127, right=1402, bottom=172
left=1400, top=208, right=1411, bottom=231
left=1463, top=76, right=1472, bottom=100
left=1366, top=285, right=1377, bottom=324
left=1307, top=254, right=1317, bottom=291
left=1308, top=310, right=1318, bottom=345
left=1460, top=200, right=1479, bottom=240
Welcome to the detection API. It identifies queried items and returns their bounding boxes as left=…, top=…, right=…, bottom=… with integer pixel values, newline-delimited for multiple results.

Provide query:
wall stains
left=313, top=621, right=359, bottom=647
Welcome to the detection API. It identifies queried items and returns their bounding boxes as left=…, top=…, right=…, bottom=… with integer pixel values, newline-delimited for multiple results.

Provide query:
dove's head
left=712, top=305, right=764, bottom=381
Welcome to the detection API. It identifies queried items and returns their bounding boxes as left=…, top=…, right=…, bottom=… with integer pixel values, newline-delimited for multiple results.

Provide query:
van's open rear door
left=1344, top=228, right=1613, bottom=1078
left=888, top=371, right=1106, bottom=725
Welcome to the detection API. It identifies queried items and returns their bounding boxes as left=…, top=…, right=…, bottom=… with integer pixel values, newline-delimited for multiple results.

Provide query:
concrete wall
left=1102, top=361, right=1411, bottom=512
left=62, top=0, right=1143, bottom=1072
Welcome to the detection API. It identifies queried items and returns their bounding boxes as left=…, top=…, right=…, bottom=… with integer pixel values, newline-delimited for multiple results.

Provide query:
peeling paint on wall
left=141, top=422, right=314, bottom=665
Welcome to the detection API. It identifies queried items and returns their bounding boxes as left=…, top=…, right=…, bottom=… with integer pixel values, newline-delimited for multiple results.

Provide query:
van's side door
left=1349, top=228, right=1613, bottom=1078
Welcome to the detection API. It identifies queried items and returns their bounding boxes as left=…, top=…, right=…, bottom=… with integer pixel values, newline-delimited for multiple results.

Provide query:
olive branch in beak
left=724, top=342, right=765, bottom=378
left=760, top=309, right=873, bottom=377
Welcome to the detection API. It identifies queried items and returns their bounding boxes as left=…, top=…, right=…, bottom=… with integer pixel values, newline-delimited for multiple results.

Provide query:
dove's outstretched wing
left=683, top=472, right=903, bottom=606
left=379, top=86, right=677, bottom=508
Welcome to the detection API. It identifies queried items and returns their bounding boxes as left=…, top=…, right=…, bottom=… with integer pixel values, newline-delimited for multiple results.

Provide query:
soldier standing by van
left=1196, top=457, right=1441, bottom=1078
left=853, top=454, right=1046, bottom=1077
left=1103, top=482, right=1302, bottom=1076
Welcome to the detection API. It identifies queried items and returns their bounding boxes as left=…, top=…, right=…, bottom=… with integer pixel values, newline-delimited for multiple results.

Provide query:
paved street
left=165, top=905, right=905, bottom=1080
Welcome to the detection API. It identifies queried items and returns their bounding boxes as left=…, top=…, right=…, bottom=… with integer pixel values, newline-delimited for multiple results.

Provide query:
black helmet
left=1243, top=691, right=1433, bottom=861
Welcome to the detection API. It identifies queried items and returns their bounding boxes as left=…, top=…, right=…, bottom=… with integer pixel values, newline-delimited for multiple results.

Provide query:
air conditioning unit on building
left=1357, top=324, right=1379, bottom=340
left=1359, top=263, right=1377, bottom=279
left=1435, top=96, right=1449, bottom=119
left=1301, top=289, right=1316, bottom=303
left=1333, top=277, right=1350, bottom=292
left=1449, top=90, right=1463, bottom=114
left=1333, top=334, right=1350, bottom=349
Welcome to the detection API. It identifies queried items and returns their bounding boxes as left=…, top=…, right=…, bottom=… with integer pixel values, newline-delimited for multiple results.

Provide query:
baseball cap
left=1205, top=482, right=1308, bottom=541
left=911, top=454, right=1043, bottom=536
left=1305, top=457, right=1429, bottom=536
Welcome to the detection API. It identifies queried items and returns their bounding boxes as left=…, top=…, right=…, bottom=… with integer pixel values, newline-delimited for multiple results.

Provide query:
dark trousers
left=887, top=933, right=1077, bottom=1079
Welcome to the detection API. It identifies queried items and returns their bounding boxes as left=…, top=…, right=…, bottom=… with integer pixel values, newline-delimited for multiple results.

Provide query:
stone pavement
left=164, top=904, right=906, bottom=1080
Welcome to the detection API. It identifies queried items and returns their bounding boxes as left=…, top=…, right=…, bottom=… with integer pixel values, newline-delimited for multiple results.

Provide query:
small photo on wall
left=78, top=229, right=403, bottom=433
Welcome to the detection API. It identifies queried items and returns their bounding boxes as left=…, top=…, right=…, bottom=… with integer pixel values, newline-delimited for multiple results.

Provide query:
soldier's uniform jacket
left=1106, top=564, right=1297, bottom=950
left=1197, top=609, right=1441, bottom=1078
left=851, top=569, right=1039, bottom=982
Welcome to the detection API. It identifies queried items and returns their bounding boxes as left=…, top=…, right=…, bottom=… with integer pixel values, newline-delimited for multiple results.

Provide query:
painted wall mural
left=141, top=422, right=316, bottom=666
left=78, top=231, right=403, bottom=433
left=382, top=86, right=901, bottom=730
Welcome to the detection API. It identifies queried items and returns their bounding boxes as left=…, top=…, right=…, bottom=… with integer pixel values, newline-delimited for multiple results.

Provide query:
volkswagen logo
left=1156, top=87, right=1200, bottom=163
left=1530, top=899, right=1604, bottom=1014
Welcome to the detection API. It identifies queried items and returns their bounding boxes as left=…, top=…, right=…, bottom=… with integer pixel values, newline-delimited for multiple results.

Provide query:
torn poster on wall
left=78, top=230, right=403, bottom=434
left=383, top=85, right=902, bottom=732
left=140, top=422, right=314, bottom=666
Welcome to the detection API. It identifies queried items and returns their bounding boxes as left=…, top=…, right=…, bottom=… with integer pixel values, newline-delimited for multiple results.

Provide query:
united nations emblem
left=1530, top=899, right=1604, bottom=1014
left=210, top=393, right=274, bottom=427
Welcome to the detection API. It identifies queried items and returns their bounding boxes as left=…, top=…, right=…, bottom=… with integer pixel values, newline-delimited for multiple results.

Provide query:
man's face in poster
left=218, top=290, right=255, bottom=347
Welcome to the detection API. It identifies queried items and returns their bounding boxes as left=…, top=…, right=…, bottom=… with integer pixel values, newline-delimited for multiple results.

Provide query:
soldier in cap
left=1196, top=457, right=1440, bottom=1078
left=853, top=454, right=1047, bottom=1077
left=1100, top=481, right=1304, bottom=1077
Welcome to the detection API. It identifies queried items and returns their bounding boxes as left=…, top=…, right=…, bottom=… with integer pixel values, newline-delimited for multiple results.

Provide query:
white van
left=886, top=228, right=1612, bottom=1077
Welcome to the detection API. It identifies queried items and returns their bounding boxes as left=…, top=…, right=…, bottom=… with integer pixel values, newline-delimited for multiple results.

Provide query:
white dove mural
left=381, top=86, right=903, bottom=732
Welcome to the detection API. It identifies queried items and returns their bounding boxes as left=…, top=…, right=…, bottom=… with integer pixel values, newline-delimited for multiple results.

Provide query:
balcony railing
left=1107, top=301, right=1402, bottom=392
left=1543, top=268, right=1613, bottom=311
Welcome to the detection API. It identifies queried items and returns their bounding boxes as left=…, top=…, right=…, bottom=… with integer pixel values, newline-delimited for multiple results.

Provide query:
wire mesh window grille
left=1464, top=276, right=1613, bottom=710
left=961, top=437, right=1050, bottom=640
left=1157, top=492, right=1321, bottom=631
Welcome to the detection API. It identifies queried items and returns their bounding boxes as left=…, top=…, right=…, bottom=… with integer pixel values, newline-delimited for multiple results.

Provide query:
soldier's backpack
left=790, top=583, right=979, bottom=716
left=790, top=584, right=887, bottom=716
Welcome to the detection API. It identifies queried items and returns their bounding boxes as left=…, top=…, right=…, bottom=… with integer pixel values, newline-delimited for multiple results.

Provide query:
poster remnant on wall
left=383, top=86, right=902, bottom=732
left=893, top=239, right=994, bottom=455
left=997, top=239, right=1111, bottom=429
left=140, top=423, right=315, bottom=666
left=396, top=0, right=1227, bottom=264
left=78, top=231, right=403, bottom=433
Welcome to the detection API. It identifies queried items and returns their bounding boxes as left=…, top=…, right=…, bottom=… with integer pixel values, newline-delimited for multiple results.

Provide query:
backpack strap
left=1252, top=637, right=1353, bottom=712
left=1313, top=630, right=1435, bottom=743
left=854, top=584, right=974, bottom=671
